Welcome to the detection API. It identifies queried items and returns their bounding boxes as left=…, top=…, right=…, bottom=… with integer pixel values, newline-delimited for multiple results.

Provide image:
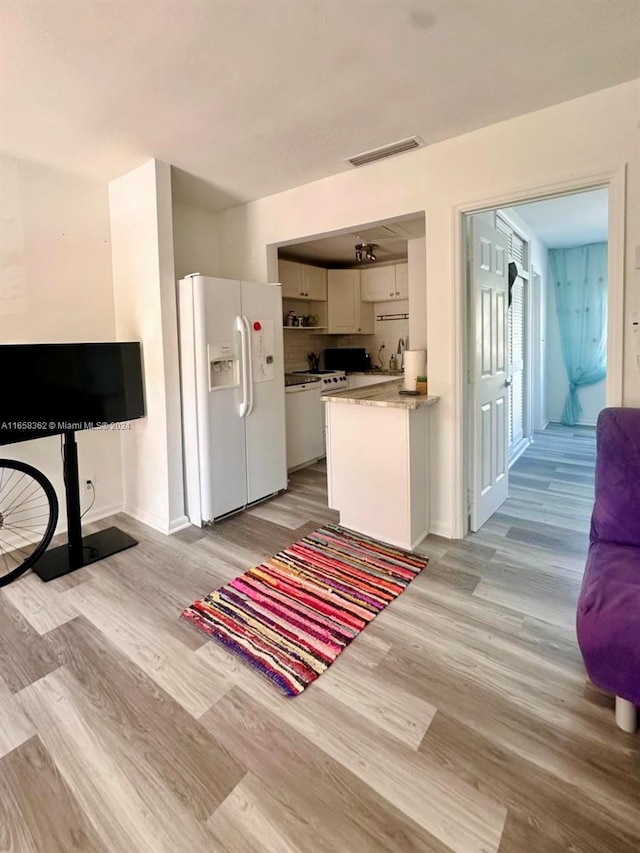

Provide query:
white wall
left=172, top=201, right=220, bottom=280
left=408, top=236, right=426, bottom=350
left=109, top=159, right=187, bottom=534
left=0, top=154, right=123, bottom=529
left=207, top=80, right=639, bottom=538
left=545, top=266, right=606, bottom=425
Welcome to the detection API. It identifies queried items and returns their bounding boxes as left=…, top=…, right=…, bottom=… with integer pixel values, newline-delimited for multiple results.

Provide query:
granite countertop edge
left=345, top=369, right=404, bottom=377
left=323, top=379, right=438, bottom=410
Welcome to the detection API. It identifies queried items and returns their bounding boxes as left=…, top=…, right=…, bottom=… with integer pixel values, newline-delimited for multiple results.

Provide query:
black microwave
left=324, top=348, right=369, bottom=371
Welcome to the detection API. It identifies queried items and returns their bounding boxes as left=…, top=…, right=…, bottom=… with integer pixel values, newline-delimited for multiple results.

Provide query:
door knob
left=504, top=379, right=512, bottom=387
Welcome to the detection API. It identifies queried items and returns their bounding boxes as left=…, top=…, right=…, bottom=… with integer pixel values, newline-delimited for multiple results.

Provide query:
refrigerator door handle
left=242, top=315, right=255, bottom=416
left=236, top=315, right=250, bottom=417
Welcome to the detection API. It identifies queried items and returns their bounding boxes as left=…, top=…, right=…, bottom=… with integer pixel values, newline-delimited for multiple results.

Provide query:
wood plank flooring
left=2, top=424, right=639, bottom=852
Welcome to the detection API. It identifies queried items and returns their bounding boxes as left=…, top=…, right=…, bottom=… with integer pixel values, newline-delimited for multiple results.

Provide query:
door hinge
left=467, top=488, right=474, bottom=510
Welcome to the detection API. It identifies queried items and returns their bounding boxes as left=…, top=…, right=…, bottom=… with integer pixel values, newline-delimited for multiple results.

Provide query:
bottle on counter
left=389, top=353, right=397, bottom=372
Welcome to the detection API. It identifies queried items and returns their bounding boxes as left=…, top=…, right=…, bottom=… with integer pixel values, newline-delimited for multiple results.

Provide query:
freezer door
left=185, top=276, right=248, bottom=522
left=241, top=281, right=287, bottom=503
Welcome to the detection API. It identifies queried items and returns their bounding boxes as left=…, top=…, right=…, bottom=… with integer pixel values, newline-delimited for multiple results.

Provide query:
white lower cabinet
left=285, top=383, right=324, bottom=470
left=326, top=400, right=430, bottom=550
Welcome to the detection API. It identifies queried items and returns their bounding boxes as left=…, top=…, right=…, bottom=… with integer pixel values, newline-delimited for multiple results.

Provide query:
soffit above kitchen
left=280, top=217, right=425, bottom=267
left=1, top=1, right=638, bottom=214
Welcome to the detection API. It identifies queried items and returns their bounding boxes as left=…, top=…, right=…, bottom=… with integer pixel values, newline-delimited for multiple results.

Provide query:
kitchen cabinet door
left=279, top=260, right=305, bottom=299
left=279, top=260, right=327, bottom=301
left=328, top=269, right=360, bottom=333
left=394, top=263, right=408, bottom=299
left=327, top=270, right=373, bottom=334
left=361, top=266, right=396, bottom=302
left=304, top=265, right=327, bottom=301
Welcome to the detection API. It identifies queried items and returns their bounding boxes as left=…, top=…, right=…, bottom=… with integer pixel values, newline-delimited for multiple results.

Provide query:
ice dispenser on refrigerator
left=207, top=342, right=239, bottom=389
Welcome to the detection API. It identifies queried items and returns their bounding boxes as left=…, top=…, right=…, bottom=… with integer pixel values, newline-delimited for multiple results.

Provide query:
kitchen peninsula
left=323, top=380, right=438, bottom=551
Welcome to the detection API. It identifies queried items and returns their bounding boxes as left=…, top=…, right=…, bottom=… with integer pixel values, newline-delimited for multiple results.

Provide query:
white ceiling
left=511, top=189, right=609, bottom=248
left=2, top=1, right=638, bottom=213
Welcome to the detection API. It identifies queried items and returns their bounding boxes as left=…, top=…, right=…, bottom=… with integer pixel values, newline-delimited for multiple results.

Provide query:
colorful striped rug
left=181, top=524, right=427, bottom=696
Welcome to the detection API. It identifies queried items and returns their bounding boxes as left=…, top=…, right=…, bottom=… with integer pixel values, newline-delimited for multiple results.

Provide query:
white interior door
left=530, top=267, right=546, bottom=430
left=470, top=219, right=509, bottom=531
left=508, top=276, right=525, bottom=453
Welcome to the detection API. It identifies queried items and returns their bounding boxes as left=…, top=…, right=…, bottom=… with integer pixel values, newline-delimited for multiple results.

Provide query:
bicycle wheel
left=0, top=459, right=58, bottom=587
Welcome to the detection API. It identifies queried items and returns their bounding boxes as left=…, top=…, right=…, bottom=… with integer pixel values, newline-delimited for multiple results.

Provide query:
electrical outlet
left=84, top=475, right=95, bottom=494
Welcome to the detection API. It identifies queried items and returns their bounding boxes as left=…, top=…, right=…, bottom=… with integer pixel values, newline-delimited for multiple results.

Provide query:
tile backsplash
left=283, top=330, right=335, bottom=372
left=283, top=300, right=409, bottom=372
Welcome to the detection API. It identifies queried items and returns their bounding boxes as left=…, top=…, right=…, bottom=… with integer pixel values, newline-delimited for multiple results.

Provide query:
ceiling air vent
left=345, top=136, right=424, bottom=168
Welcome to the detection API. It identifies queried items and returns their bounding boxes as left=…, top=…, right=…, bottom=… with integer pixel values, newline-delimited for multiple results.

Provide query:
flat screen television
left=0, top=342, right=145, bottom=446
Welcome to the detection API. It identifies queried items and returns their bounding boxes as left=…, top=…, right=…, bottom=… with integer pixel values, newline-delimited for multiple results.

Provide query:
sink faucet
left=397, top=338, right=405, bottom=371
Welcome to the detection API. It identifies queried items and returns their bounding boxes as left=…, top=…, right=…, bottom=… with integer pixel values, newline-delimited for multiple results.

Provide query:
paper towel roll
left=403, top=350, right=427, bottom=391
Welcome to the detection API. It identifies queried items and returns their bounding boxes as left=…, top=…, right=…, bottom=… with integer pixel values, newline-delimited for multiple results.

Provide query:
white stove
left=291, top=369, right=347, bottom=394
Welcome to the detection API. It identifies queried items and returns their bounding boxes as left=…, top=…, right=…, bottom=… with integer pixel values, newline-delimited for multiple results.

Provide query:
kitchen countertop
left=285, top=373, right=321, bottom=387
left=345, top=369, right=404, bottom=377
left=323, top=379, right=438, bottom=410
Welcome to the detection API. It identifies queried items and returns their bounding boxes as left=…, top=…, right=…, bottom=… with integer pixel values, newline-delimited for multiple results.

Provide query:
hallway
left=505, top=423, right=597, bottom=533
left=464, top=424, right=596, bottom=629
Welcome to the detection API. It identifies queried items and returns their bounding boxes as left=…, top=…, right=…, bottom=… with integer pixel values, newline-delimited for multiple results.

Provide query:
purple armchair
left=577, top=407, right=640, bottom=732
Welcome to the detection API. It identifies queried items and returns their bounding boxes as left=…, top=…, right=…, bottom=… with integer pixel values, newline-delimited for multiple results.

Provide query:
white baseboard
left=428, top=520, right=454, bottom=539
left=53, top=501, right=124, bottom=536
left=547, top=417, right=598, bottom=427
left=168, top=515, right=191, bottom=534
left=123, top=503, right=173, bottom=535
left=508, top=437, right=531, bottom=467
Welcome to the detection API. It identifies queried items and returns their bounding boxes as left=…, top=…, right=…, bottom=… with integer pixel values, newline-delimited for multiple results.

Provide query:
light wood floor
left=2, top=425, right=639, bottom=852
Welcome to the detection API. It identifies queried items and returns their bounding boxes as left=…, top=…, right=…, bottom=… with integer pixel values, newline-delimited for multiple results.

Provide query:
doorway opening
left=465, top=188, right=609, bottom=535
left=266, top=213, right=425, bottom=482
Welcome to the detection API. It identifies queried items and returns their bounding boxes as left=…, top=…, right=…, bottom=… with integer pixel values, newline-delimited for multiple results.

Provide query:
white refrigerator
left=178, top=274, right=287, bottom=526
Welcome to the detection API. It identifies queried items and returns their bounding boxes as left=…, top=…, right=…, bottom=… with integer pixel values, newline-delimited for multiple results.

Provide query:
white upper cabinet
left=304, top=264, right=328, bottom=301
left=361, top=265, right=396, bottom=302
left=279, top=260, right=304, bottom=299
left=279, top=259, right=327, bottom=301
left=361, top=262, right=408, bottom=302
left=394, top=263, right=408, bottom=299
left=327, top=269, right=373, bottom=335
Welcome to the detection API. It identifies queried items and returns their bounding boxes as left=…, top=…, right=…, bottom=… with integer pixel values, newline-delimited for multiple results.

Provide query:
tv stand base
left=33, top=526, right=138, bottom=581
